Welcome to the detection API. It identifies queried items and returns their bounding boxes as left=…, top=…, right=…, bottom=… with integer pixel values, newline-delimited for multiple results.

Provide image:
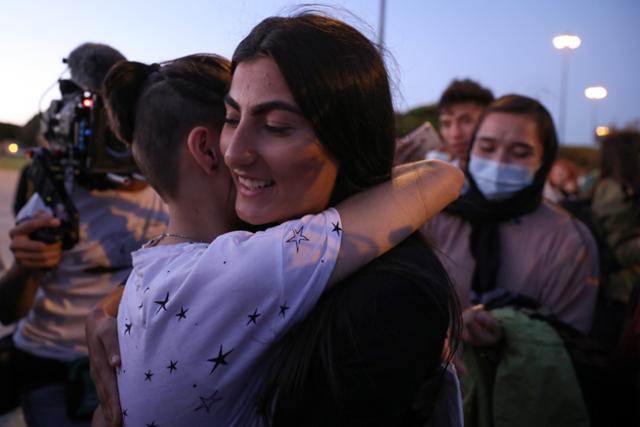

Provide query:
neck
left=164, top=199, right=234, bottom=245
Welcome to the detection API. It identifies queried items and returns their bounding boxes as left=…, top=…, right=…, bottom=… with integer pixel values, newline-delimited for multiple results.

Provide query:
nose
left=221, top=122, right=257, bottom=168
left=495, top=147, right=509, bottom=164
left=451, top=122, right=463, bottom=139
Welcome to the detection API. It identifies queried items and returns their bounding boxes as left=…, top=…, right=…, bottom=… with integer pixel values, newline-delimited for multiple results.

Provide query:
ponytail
left=102, top=61, right=160, bottom=144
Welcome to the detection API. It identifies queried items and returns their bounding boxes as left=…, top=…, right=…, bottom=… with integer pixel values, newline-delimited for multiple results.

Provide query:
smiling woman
left=86, top=15, right=464, bottom=425
left=221, top=56, right=338, bottom=225
left=223, top=13, right=463, bottom=427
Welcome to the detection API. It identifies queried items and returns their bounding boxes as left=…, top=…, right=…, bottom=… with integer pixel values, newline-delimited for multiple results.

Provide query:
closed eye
left=264, top=124, right=293, bottom=135
left=224, top=117, right=239, bottom=127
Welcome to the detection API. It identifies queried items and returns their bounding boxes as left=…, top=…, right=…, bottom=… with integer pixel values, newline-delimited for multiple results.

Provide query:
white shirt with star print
left=117, top=208, right=341, bottom=426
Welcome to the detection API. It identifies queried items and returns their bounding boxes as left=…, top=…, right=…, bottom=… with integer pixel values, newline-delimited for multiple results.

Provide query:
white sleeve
left=212, top=207, right=342, bottom=339
left=15, top=193, right=53, bottom=223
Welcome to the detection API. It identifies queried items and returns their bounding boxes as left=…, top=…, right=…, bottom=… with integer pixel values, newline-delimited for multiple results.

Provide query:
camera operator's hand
left=9, top=212, right=62, bottom=270
left=87, top=287, right=124, bottom=427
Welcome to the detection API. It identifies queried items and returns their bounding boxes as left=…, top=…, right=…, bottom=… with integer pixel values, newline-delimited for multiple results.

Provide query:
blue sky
left=1, top=0, right=638, bottom=145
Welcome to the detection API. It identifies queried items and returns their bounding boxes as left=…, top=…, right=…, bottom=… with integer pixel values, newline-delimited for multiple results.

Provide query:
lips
left=235, top=174, right=275, bottom=196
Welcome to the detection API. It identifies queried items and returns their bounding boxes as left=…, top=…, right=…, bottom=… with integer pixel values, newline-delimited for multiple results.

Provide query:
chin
left=237, top=205, right=274, bottom=227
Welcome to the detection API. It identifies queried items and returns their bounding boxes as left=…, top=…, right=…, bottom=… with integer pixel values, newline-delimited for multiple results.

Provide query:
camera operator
left=0, top=43, right=168, bottom=427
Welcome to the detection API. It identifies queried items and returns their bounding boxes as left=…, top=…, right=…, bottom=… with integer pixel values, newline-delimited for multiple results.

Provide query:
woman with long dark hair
left=88, top=13, right=463, bottom=427
left=223, top=14, right=462, bottom=426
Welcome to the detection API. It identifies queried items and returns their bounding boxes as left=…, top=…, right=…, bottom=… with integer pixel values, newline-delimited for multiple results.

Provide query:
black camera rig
left=21, top=78, right=140, bottom=249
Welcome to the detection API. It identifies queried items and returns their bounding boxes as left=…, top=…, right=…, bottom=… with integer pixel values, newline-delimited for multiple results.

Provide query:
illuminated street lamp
left=553, top=33, right=582, bottom=144
left=585, top=85, right=608, bottom=142
left=596, top=126, right=610, bottom=137
left=553, top=34, right=582, bottom=50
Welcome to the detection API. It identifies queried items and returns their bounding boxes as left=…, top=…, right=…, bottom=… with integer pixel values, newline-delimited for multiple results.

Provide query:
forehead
left=476, top=112, right=541, bottom=148
left=439, top=102, right=485, bottom=119
left=229, top=56, right=296, bottom=106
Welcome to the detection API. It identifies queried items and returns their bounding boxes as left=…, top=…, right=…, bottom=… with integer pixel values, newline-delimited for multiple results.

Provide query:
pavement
left=0, top=171, right=24, bottom=427
left=0, top=169, right=19, bottom=270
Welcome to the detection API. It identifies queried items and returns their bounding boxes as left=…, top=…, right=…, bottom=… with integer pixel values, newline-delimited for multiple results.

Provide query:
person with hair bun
left=89, top=42, right=463, bottom=425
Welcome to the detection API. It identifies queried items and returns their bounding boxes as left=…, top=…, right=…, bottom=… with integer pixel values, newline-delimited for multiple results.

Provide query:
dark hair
left=102, top=54, right=230, bottom=199
left=438, top=78, right=494, bottom=113
left=232, top=13, right=460, bottom=425
left=600, top=130, right=640, bottom=187
left=231, top=14, right=395, bottom=204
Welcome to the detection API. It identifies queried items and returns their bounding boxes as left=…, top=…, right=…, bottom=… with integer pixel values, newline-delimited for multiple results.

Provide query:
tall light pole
left=585, top=85, right=608, bottom=143
left=553, top=34, right=581, bottom=144
left=378, top=0, right=387, bottom=48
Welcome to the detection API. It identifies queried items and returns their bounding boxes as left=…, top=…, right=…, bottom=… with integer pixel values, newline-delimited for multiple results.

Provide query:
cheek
left=277, top=146, right=337, bottom=206
left=219, top=130, right=231, bottom=158
left=462, top=123, right=475, bottom=137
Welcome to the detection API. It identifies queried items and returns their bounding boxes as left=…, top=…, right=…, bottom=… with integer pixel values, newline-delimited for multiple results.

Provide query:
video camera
left=39, top=78, right=139, bottom=187
left=18, top=43, right=139, bottom=249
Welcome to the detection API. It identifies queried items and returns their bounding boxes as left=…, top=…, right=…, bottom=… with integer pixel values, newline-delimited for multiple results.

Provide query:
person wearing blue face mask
left=423, top=94, right=601, bottom=426
left=425, top=94, right=599, bottom=338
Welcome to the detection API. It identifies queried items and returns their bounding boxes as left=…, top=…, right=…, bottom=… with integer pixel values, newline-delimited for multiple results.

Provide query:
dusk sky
left=1, top=0, right=638, bottom=145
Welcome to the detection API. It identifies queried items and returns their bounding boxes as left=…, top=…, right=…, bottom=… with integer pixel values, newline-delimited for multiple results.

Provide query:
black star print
left=194, top=390, right=222, bottom=413
left=167, top=360, right=178, bottom=373
left=122, top=408, right=128, bottom=417
left=138, top=302, right=143, bottom=310
left=154, top=292, right=170, bottom=314
left=124, top=322, right=132, bottom=335
left=144, top=370, right=154, bottom=381
left=279, top=302, right=290, bottom=318
left=207, top=345, right=233, bottom=375
left=146, top=422, right=157, bottom=427
left=286, top=226, right=310, bottom=253
left=246, top=308, right=261, bottom=325
left=176, top=306, right=188, bottom=321
left=332, top=221, right=342, bottom=236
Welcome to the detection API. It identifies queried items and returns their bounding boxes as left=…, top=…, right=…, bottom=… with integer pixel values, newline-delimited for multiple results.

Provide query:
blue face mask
left=468, top=154, right=536, bottom=200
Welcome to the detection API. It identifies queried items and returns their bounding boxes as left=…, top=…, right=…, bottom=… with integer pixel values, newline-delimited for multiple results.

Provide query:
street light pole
left=378, top=0, right=386, bottom=48
left=559, top=50, right=570, bottom=145
left=585, top=86, right=608, bottom=143
left=553, top=34, right=581, bottom=144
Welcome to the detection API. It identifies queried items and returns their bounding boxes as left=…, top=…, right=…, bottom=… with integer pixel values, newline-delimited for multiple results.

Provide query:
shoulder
left=525, top=202, right=585, bottom=233
left=424, top=211, right=468, bottom=245
left=520, top=202, right=598, bottom=258
left=594, top=177, right=623, bottom=194
left=593, top=178, right=628, bottom=207
left=323, top=234, right=451, bottom=330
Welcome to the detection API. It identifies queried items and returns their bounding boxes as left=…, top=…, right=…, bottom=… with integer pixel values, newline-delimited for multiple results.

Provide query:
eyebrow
left=511, top=141, right=535, bottom=149
left=224, top=94, right=303, bottom=116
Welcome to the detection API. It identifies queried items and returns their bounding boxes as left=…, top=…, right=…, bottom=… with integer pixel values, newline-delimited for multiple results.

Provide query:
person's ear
left=186, top=126, right=220, bottom=175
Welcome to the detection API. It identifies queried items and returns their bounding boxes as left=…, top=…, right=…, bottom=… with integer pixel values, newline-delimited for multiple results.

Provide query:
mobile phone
left=400, top=121, right=443, bottom=152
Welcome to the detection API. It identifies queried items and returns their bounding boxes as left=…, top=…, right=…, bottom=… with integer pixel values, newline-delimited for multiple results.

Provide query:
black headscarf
left=445, top=95, right=559, bottom=296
